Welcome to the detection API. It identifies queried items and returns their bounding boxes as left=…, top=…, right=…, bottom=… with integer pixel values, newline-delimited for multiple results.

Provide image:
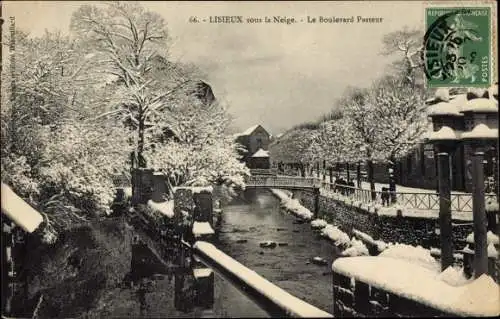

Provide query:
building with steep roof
left=395, top=85, right=498, bottom=192
left=234, top=125, right=272, bottom=168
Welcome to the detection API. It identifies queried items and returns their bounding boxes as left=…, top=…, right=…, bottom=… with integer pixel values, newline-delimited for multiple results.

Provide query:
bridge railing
left=246, top=175, right=321, bottom=188
left=320, top=182, right=497, bottom=213
left=249, top=168, right=278, bottom=176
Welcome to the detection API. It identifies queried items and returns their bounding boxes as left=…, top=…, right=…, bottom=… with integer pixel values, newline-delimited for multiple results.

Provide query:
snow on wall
left=194, top=241, right=333, bottom=318
left=193, top=268, right=213, bottom=278
left=333, top=256, right=499, bottom=317
left=147, top=200, right=175, bottom=218
left=1, top=183, right=44, bottom=233
left=173, top=186, right=214, bottom=194
left=466, top=230, right=499, bottom=245
left=379, top=243, right=440, bottom=272
left=192, top=221, right=215, bottom=237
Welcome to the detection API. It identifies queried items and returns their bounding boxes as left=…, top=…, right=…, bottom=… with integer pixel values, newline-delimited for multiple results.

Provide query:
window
left=256, top=137, right=263, bottom=148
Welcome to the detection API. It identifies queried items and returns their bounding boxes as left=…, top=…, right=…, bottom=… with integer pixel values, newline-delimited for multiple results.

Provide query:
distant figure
left=381, top=187, right=390, bottom=206
left=337, top=177, right=346, bottom=195
left=347, top=180, right=355, bottom=195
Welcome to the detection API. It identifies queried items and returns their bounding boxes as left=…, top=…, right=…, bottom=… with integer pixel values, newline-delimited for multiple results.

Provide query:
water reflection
left=123, top=239, right=267, bottom=318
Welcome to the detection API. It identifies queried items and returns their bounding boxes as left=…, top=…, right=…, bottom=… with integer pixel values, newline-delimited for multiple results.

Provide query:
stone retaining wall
left=332, top=270, right=452, bottom=317
left=291, top=190, right=472, bottom=250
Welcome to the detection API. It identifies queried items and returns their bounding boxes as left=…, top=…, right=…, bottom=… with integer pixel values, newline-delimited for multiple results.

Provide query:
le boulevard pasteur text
left=205, top=15, right=384, bottom=24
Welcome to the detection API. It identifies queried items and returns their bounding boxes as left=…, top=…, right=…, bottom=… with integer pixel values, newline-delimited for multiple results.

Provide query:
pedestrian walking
left=381, top=187, right=390, bottom=206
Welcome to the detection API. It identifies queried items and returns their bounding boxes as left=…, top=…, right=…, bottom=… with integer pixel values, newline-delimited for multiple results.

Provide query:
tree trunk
left=346, top=162, right=350, bottom=182
left=329, top=167, right=334, bottom=190
left=367, top=159, right=376, bottom=200
left=356, top=162, right=361, bottom=188
left=316, top=161, right=320, bottom=178
left=300, top=163, right=306, bottom=177
left=137, top=108, right=146, bottom=168
left=322, top=159, right=326, bottom=181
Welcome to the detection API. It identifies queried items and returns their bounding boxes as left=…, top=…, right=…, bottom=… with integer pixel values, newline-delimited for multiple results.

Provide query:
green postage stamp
left=424, top=6, right=492, bottom=88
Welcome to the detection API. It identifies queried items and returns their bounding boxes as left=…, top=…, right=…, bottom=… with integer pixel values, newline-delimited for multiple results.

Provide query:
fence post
left=472, top=151, right=488, bottom=278
left=314, top=187, right=320, bottom=219
left=437, top=152, right=453, bottom=271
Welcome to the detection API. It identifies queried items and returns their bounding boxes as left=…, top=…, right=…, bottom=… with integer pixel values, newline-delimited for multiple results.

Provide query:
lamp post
left=428, top=126, right=459, bottom=271
left=462, top=123, right=498, bottom=278
left=460, top=95, right=498, bottom=278
left=388, top=166, right=396, bottom=204
left=426, top=89, right=466, bottom=271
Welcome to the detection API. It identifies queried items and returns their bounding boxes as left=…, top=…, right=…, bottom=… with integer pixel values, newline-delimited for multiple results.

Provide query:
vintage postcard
left=1, top=1, right=498, bottom=318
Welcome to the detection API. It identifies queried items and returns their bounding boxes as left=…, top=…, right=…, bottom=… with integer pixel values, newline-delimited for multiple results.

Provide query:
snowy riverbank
left=270, top=189, right=369, bottom=257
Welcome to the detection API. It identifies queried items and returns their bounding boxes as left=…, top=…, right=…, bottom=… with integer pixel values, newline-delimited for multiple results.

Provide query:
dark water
left=215, top=189, right=340, bottom=314
left=92, top=264, right=269, bottom=318
left=91, top=189, right=337, bottom=318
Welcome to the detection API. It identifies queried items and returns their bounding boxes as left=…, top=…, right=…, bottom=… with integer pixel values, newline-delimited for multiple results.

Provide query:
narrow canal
left=85, top=188, right=338, bottom=318
left=214, top=188, right=340, bottom=314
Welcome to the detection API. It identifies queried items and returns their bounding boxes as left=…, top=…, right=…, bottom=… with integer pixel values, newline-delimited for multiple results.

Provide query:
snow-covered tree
left=1, top=28, right=133, bottom=240
left=269, top=128, right=320, bottom=177
left=370, top=76, right=428, bottom=163
left=145, top=96, right=249, bottom=197
left=70, top=1, right=199, bottom=167
left=381, top=26, right=425, bottom=89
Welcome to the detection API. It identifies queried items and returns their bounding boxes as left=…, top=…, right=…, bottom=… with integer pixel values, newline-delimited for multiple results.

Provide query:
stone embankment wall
left=291, top=190, right=472, bottom=250
left=332, top=271, right=452, bottom=317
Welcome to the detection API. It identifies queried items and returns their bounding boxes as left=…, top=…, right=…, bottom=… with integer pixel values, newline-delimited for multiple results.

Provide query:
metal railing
left=320, top=182, right=497, bottom=213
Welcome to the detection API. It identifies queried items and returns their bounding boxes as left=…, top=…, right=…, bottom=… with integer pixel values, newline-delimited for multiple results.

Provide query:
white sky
left=2, top=1, right=426, bottom=135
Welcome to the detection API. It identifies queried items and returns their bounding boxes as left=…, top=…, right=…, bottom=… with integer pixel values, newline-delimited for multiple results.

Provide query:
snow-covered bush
left=38, top=121, right=131, bottom=227
left=321, top=224, right=350, bottom=248
left=342, top=238, right=369, bottom=257
left=311, top=219, right=328, bottom=229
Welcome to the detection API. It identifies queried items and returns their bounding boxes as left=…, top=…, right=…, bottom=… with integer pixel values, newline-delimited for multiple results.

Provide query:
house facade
left=386, top=87, right=498, bottom=193
left=234, top=125, right=271, bottom=167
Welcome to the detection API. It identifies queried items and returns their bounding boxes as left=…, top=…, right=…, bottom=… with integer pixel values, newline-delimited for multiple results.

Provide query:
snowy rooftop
left=461, top=123, right=498, bottom=140
left=427, top=126, right=461, bottom=141
left=251, top=148, right=270, bottom=158
left=461, top=98, right=498, bottom=113
left=333, top=256, right=500, bottom=317
left=428, top=101, right=463, bottom=117
left=241, top=124, right=261, bottom=136
left=1, top=183, right=44, bottom=233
